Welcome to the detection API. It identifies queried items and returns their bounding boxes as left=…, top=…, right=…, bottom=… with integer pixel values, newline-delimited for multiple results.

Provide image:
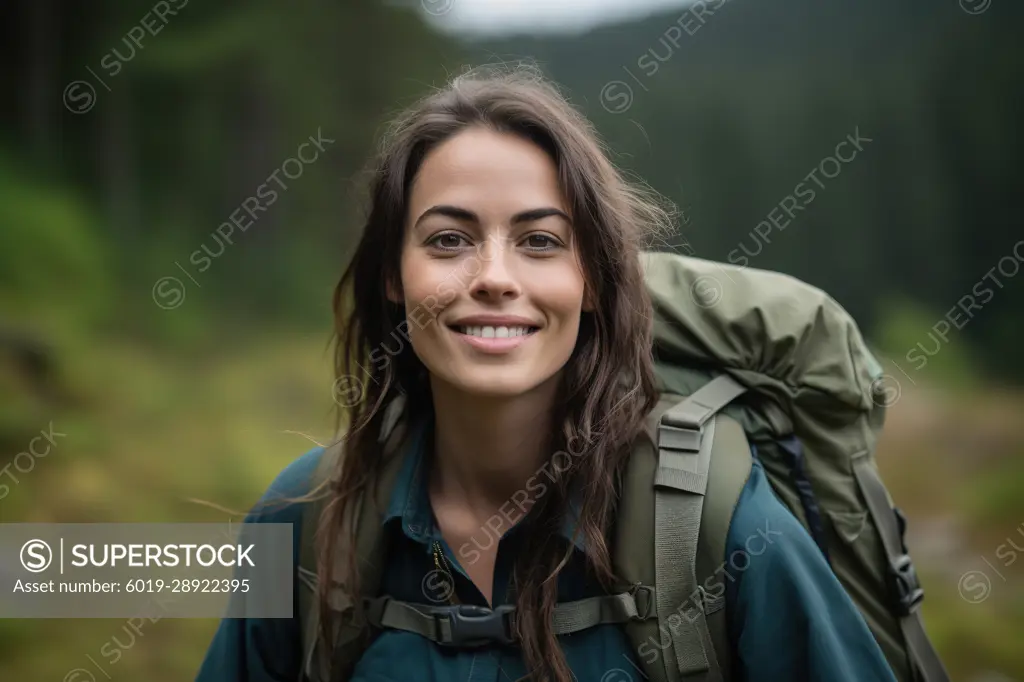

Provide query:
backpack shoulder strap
left=693, top=407, right=754, bottom=678
left=298, top=440, right=342, bottom=681
left=617, top=373, right=752, bottom=682
left=299, top=402, right=409, bottom=682
left=297, top=381, right=752, bottom=680
left=341, top=375, right=751, bottom=676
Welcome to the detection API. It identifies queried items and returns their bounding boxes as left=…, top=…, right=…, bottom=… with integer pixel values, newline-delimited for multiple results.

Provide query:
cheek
left=400, top=258, right=456, bottom=349
left=402, top=295, right=448, bottom=373
left=538, top=268, right=587, bottom=323
left=401, top=251, right=448, bottom=308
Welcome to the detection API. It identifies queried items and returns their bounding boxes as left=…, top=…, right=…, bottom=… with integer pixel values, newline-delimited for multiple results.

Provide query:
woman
left=196, top=64, right=897, bottom=682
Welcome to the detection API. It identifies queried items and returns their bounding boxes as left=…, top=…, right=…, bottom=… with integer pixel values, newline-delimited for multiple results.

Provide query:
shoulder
left=724, top=456, right=868, bottom=630
left=723, top=460, right=898, bottom=681
left=194, top=445, right=327, bottom=682
left=720, top=455, right=844, bottom=634
left=724, top=457, right=823, bottom=589
left=725, top=458, right=805, bottom=561
left=244, top=445, right=327, bottom=526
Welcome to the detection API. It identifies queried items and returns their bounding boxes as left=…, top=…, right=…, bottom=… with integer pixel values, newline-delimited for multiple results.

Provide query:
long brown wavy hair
left=318, top=62, right=673, bottom=682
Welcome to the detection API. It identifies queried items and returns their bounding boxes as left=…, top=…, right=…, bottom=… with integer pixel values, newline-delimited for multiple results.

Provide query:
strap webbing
left=853, top=455, right=951, bottom=682
left=661, top=374, right=748, bottom=430
left=364, top=591, right=659, bottom=644
left=654, top=375, right=746, bottom=494
left=551, top=591, right=652, bottom=632
left=696, top=415, right=754, bottom=682
left=368, top=597, right=454, bottom=643
left=655, top=416, right=720, bottom=680
left=777, top=438, right=831, bottom=563
left=654, top=375, right=746, bottom=681
left=300, top=442, right=344, bottom=681
left=300, top=405, right=410, bottom=682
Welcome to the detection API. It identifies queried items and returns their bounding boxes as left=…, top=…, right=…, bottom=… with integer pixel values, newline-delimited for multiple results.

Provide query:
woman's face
left=394, top=126, right=591, bottom=399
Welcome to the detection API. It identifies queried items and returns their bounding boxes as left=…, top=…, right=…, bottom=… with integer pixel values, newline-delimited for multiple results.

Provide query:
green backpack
left=296, top=251, right=950, bottom=682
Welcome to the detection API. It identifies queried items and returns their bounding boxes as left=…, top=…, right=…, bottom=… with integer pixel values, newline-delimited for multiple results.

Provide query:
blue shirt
left=196, top=428, right=897, bottom=682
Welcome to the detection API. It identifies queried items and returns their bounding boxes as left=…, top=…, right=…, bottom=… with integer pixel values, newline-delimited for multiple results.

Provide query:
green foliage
left=139, top=9, right=272, bottom=73
left=958, top=453, right=1024, bottom=527
left=472, top=0, right=1023, bottom=381
left=917, top=567, right=1024, bottom=680
left=2, top=0, right=1022, bottom=678
left=873, top=296, right=980, bottom=389
left=0, top=153, right=111, bottom=336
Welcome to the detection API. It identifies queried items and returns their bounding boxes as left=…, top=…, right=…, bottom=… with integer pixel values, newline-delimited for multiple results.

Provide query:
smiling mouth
left=450, top=325, right=540, bottom=338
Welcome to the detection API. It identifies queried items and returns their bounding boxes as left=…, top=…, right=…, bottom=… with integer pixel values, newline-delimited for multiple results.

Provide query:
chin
left=452, top=376, right=541, bottom=399
left=439, top=366, right=558, bottom=400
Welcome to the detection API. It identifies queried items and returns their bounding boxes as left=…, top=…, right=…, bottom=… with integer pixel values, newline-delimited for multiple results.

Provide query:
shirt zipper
left=431, top=539, right=459, bottom=605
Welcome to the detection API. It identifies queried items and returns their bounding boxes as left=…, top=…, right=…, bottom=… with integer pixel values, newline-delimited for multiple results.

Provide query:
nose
left=469, top=236, right=521, bottom=302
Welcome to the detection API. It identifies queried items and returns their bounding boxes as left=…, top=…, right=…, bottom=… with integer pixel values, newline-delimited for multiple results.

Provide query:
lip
left=452, top=330, right=536, bottom=354
left=446, top=315, right=541, bottom=355
left=447, top=314, right=542, bottom=328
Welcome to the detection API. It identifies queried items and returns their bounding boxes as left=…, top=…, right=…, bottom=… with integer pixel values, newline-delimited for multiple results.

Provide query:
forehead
left=408, top=127, right=567, bottom=215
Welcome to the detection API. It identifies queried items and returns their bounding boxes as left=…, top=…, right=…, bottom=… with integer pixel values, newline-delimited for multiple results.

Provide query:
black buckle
left=889, top=553, right=924, bottom=616
left=438, top=604, right=517, bottom=648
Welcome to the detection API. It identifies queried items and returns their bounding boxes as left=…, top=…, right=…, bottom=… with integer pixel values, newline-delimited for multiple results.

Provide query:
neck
left=426, top=376, right=561, bottom=518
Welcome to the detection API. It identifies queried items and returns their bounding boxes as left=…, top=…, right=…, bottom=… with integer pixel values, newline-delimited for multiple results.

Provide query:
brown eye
left=428, top=232, right=468, bottom=250
left=523, top=234, right=558, bottom=250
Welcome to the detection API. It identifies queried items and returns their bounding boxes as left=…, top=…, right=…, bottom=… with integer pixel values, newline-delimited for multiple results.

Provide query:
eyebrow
left=413, top=205, right=571, bottom=230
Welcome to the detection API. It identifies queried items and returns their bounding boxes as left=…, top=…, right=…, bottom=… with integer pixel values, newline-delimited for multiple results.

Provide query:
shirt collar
left=382, top=415, right=587, bottom=552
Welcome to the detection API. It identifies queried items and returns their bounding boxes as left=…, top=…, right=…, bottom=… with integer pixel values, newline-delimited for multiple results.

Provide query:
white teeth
left=458, top=325, right=534, bottom=338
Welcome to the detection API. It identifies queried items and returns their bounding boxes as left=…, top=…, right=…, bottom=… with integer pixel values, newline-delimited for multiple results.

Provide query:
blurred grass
left=0, top=329, right=340, bottom=680
left=1, top=331, right=1022, bottom=679
left=876, top=374, right=1024, bottom=680
left=958, top=455, right=1024, bottom=528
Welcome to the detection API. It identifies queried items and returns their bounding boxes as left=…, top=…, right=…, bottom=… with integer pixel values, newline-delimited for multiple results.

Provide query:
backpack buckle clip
left=658, top=423, right=703, bottom=452
left=888, top=553, right=924, bottom=616
left=439, top=604, right=517, bottom=648
left=629, top=582, right=655, bottom=620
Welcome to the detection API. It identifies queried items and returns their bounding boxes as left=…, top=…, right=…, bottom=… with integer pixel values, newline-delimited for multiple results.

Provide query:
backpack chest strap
left=362, top=589, right=692, bottom=647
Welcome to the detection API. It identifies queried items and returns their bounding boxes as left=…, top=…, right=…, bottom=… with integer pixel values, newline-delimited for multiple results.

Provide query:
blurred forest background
left=1, top=0, right=1022, bottom=679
